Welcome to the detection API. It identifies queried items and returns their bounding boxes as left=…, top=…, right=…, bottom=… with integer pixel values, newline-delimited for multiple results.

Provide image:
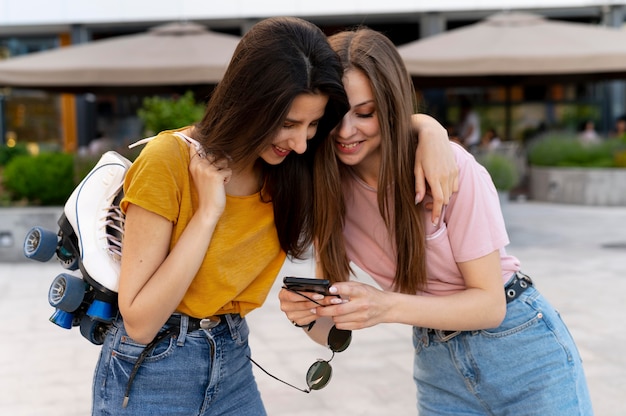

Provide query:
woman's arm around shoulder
left=412, top=114, right=459, bottom=225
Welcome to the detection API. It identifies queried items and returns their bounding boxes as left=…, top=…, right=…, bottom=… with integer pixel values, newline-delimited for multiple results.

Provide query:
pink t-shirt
left=342, top=142, right=520, bottom=296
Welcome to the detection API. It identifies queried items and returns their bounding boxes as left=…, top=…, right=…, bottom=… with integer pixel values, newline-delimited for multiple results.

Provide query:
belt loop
left=420, top=327, right=430, bottom=347
left=177, top=314, right=188, bottom=346
left=224, top=314, right=239, bottom=341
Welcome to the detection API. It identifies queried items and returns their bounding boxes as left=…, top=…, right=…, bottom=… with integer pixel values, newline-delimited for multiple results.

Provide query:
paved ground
left=1, top=200, right=625, bottom=415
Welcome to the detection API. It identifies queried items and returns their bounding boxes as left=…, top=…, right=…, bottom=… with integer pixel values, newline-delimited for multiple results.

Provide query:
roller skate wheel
left=48, top=273, right=86, bottom=313
left=23, top=227, right=58, bottom=262
left=80, top=316, right=110, bottom=345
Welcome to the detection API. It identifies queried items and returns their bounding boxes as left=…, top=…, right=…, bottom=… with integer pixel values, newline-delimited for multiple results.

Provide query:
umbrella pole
left=0, top=93, right=5, bottom=145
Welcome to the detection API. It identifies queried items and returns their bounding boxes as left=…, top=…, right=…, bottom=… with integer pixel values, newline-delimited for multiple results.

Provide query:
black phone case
left=283, top=276, right=331, bottom=295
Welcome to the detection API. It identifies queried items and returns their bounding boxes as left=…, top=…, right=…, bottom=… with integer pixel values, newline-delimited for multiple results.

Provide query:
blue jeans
left=412, top=286, right=593, bottom=415
left=92, top=314, right=266, bottom=415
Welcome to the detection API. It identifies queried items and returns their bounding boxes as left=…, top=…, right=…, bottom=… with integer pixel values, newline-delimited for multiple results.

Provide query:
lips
left=335, top=141, right=363, bottom=154
left=272, top=144, right=290, bottom=157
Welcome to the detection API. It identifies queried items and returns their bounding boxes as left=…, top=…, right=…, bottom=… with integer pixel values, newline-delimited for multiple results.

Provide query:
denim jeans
left=412, top=286, right=593, bottom=415
left=92, top=314, right=266, bottom=415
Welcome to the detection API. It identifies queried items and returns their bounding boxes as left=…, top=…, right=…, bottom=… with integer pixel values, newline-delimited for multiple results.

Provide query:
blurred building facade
left=0, top=0, right=625, bottom=150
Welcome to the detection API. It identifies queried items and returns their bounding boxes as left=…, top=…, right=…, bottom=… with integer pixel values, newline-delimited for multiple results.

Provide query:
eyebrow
left=285, top=115, right=323, bottom=124
left=353, top=99, right=375, bottom=108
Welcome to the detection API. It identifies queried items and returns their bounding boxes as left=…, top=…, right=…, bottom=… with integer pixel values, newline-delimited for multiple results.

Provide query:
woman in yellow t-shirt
left=92, top=17, right=457, bottom=416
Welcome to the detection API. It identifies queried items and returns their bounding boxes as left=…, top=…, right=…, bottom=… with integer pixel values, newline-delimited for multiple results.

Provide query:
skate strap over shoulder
left=128, top=132, right=204, bottom=156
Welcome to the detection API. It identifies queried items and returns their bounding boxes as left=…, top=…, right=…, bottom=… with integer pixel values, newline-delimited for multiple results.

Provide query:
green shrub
left=74, top=154, right=103, bottom=184
left=528, top=134, right=626, bottom=168
left=3, top=152, right=75, bottom=205
left=615, top=149, right=626, bottom=168
left=137, top=90, right=205, bottom=136
left=0, top=143, right=29, bottom=166
left=478, top=153, right=519, bottom=191
left=559, top=105, right=600, bottom=131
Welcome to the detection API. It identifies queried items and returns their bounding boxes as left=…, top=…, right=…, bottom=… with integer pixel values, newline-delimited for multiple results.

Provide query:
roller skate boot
left=64, top=151, right=131, bottom=295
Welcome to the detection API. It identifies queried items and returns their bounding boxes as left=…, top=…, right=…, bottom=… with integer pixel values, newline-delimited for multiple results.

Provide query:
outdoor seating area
left=1, top=8, right=624, bottom=208
left=1, top=3, right=625, bottom=415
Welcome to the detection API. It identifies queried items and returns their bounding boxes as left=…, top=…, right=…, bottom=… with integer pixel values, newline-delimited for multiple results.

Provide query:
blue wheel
left=23, top=227, right=58, bottom=262
left=80, top=316, right=109, bottom=345
left=48, top=273, right=86, bottom=313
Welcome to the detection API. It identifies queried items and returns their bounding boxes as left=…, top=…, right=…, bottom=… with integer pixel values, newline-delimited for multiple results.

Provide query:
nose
left=287, top=128, right=309, bottom=154
left=336, top=115, right=355, bottom=139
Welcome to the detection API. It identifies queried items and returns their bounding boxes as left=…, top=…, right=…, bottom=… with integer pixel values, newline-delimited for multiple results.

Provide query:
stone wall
left=529, top=167, right=626, bottom=206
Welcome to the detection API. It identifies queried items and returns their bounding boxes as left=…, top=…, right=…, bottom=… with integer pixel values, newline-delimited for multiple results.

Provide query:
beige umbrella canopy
left=399, top=12, right=626, bottom=139
left=399, top=12, right=626, bottom=87
left=0, top=22, right=241, bottom=92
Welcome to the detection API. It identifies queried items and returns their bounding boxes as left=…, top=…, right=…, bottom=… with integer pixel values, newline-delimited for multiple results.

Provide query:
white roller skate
left=24, top=135, right=195, bottom=345
left=64, top=151, right=131, bottom=293
left=23, top=150, right=131, bottom=344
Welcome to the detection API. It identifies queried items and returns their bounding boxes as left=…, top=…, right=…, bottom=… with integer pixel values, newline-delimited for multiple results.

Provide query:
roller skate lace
left=99, top=191, right=125, bottom=261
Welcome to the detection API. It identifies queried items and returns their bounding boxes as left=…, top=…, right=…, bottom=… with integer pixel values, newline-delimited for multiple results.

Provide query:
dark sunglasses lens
left=306, top=360, right=332, bottom=390
left=328, top=327, right=352, bottom=352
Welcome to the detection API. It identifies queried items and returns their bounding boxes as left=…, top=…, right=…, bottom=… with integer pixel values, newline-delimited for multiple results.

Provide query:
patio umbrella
left=398, top=11, right=626, bottom=86
left=398, top=12, right=626, bottom=138
left=0, top=22, right=241, bottom=92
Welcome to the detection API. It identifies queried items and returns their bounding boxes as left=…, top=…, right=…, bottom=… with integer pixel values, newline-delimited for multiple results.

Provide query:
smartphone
left=283, top=276, right=332, bottom=295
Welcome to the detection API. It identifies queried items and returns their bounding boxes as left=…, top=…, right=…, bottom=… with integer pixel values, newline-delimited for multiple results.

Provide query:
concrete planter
left=0, top=206, right=63, bottom=263
left=529, top=166, right=626, bottom=206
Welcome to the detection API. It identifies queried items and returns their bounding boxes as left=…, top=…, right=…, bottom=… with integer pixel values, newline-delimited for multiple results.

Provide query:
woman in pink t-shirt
left=280, top=28, right=593, bottom=415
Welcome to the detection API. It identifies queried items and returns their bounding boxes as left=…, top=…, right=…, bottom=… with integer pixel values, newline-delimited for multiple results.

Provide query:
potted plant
left=526, top=133, right=626, bottom=205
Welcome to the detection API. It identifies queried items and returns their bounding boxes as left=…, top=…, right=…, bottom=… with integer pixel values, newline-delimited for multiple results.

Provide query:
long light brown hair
left=194, top=17, right=349, bottom=259
left=314, top=28, right=427, bottom=293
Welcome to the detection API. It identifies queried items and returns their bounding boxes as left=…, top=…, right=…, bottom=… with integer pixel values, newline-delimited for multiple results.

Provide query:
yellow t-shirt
left=121, top=130, right=286, bottom=318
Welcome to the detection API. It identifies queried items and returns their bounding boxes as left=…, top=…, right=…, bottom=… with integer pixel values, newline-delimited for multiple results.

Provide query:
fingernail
left=432, top=217, right=439, bottom=227
left=415, top=193, right=422, bottom=205
left=329, top=286, right=338, bottom=294
left=331, top=297, right=343, bottom=304
left=313, top=294, right=324, bottom=300
left=310, top=309, right=317, bottom=314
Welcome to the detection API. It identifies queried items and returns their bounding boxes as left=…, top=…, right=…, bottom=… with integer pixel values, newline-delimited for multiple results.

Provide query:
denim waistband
left=168, top=313, right=243, bottom=340
left=167, top=313, right=221, bottom=332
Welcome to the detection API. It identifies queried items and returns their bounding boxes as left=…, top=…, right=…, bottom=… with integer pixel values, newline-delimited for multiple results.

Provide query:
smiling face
left=258, top=92, right=329, bottom=165
left=332, top=69, right=382, bottom=185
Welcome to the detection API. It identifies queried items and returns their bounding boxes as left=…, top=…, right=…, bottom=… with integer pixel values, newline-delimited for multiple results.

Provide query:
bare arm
left=412, top=114, right=459, bottom=225
left=118, top=146, right=231, bottom=343
left=315, top=250, right=506, bottom=331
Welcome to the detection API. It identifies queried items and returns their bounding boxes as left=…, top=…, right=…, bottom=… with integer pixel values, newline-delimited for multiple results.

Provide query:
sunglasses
left=247, top=287, right=351, bottom=393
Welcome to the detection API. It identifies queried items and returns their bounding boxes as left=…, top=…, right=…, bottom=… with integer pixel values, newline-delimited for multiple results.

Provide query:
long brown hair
left=194, top=17, right=349, bottom=258
left=314, top=28, right=427, bottom=293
